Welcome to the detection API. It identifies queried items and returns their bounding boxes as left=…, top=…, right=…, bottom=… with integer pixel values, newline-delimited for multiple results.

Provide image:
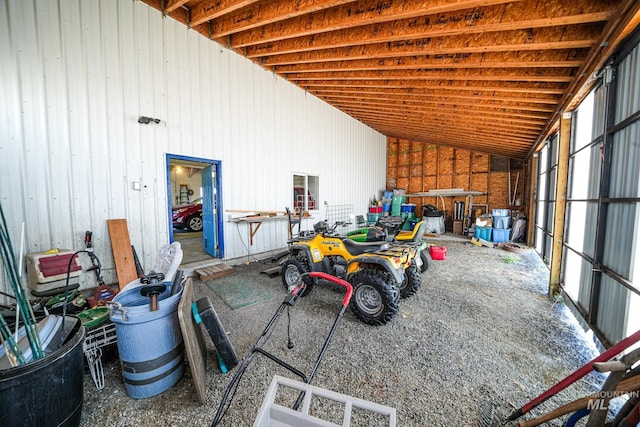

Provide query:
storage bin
left=369, top=206, right=382, bottom=213
left=475, top=226, right=492, bottom=241
left=492, top=228, right=511, bottom=243
left=492, top=209, right=509, bottom=217
left=493, top=216, right=511, bottom=229
left=110, top=281, right=184, bottom=399
left=367, top=213, right=379, bottom=224
left=430, top=245, right=447, bottom=260
left=401, top=203, right=416, bottom=214
left=391, top=195, right=405, bottom=216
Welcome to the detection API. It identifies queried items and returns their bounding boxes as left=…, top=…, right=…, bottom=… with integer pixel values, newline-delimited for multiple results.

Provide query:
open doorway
left=166, top=154, right=224, bottom=264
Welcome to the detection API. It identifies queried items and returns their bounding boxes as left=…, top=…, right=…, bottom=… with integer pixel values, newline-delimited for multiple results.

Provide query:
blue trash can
left=109, top=281, right=184, bottom=399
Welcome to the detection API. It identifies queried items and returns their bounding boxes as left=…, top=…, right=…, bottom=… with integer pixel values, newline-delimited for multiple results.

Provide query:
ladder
left=179, top=184, right=190, bottom=204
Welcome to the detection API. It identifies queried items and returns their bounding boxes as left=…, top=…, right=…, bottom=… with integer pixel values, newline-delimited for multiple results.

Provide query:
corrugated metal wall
left=561, top=33, right=640, bottom=346
left=534, top=134, right=557, bottom=265
left=0, top=0, right=386, bottom=292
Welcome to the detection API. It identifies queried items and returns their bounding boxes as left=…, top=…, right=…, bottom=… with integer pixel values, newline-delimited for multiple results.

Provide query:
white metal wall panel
left=597, top=274, right=631, bottom=344
left=591, top=83, right=606, bottom=141
left=615, top=43, right=639, bottom=124
left=0, top=0, right=387, bottom=293
left=609, top=123, right=640, bottom=198
left=582, top=144, right=602, bottom=258
left=577, top=258, right=593, bottom=311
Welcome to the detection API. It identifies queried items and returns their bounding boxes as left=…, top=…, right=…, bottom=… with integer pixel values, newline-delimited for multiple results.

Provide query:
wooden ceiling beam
left=337, top=105, right=549, bottom=123
left=214, top=0, right=517, bottom=39
left=358, top=117, right=541, bottom=140
left=319, top=95, right=554, bottom=114
left=325, top=97, right=554, bottom=116
left=383, top=131, right=534, bottom=157
left=274, top=49, right=588, bottom=73
left=165, top=0, right=190, bottom=14
left=318, top=93, right=555, bottom=114
left=257, top=25, right=601, bottom=64
left=206, top=0, right=358, bottom=34
left=359, top=121, right=535, bottom=148
left=312, top=88, right=561, bottom=105
left=368, top=124, right=535, bottom=147
left=189, top=0, right=261, bottom=27
left=380, top=132, right=532, bottom=159
left=310, top=87, right=562, bottom=105
left=299, top=79, right=567, bottom=94
left=345, top=108, right=547, bottom=129
left=339, top=104, right=548, bottom=125
left=360, top=118, right=542, bottom=139
left=234, top=1, right=613, bottom=49
left=380, top=125, right=534, bottom=147
left=287, top=67, right=576, bottom=83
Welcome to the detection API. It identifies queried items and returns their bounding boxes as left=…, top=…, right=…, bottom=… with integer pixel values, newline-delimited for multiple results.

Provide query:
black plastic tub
left=0, top=316, right=86, bottom=427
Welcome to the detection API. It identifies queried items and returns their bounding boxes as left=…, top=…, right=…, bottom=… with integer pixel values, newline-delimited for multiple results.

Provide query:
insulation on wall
left=386, top=137, right=526, bottom=223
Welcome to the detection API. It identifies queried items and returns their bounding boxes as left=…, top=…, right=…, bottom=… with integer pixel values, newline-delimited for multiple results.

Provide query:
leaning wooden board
left=177, top=278, right=207, bottom=404
left=106, top=219, right=138, bottom=288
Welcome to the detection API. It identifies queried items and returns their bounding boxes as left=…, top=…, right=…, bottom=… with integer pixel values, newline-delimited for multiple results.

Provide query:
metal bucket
left=109, top=282, right=184, bottom=399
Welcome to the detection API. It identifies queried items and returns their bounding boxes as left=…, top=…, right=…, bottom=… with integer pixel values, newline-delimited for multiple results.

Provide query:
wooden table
left=229, top=215, right=289, bottom=246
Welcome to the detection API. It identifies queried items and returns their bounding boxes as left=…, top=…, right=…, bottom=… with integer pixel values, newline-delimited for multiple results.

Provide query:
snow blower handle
left=309, top=272, right=353, bottom=307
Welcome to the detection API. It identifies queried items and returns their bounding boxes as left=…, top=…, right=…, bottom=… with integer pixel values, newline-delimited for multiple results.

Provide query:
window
left=293, top=174, right=319, bottom=211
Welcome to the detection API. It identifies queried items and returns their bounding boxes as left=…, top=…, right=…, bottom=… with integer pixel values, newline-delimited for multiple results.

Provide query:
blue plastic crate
left=492, top=209, right=509, bottom=217
left=475, top=226, right=492, bottom=241
left=493, top=216, right=511, bottom=229
left=492, top=228, right=511, bottom=243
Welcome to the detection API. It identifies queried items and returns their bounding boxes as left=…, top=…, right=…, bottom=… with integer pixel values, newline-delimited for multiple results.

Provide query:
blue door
left=202, top=165, right=218, bottom=257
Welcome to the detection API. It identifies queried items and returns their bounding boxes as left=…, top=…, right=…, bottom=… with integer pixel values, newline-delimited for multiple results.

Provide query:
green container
left=391, top=195, right=405, bottom=216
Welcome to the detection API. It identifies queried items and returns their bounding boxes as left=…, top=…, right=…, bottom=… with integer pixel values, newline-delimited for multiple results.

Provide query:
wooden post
left=549, top=112, right=572, bottom=297
left=526, top=155, right=539, bottom=246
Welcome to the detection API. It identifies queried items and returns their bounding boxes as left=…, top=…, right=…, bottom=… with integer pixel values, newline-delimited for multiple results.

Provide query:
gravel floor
left=79, top=240, right=605, bottom=427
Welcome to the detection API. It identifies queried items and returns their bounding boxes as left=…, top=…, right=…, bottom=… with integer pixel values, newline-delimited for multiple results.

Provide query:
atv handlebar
left=309, top=272, right=353, bottom=307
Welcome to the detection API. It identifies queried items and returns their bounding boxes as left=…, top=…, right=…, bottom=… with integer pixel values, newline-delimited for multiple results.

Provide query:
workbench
left=229, top=214, right=288, bottom=246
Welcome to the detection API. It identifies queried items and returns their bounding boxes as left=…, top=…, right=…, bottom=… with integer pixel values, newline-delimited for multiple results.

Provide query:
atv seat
left=394, top=220, right=427, bottom=243
left=342, top=238, right=389, bottom=256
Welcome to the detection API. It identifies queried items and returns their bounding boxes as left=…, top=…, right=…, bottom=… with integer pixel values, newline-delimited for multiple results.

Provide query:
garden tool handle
left=510, top=328, right=640, bottom=421
left=309, top=272, right=353, bottom=306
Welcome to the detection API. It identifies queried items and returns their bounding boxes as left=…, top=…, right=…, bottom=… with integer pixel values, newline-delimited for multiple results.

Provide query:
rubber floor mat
left=205, top=275, right=274, bottom=310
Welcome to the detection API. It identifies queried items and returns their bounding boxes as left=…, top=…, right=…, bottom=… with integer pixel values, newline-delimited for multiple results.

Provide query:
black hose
left=60, top=250, right=85, bottom=347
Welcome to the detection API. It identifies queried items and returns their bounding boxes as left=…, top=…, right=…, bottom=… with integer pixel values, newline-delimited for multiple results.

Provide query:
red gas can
left=429, top=245, right=447, bottom=261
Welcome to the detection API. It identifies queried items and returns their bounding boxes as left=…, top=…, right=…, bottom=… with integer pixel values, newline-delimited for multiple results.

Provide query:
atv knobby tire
left=420, top=249, right=432, bottom=273
left=349, top=268, right=399, bottom=326
left=398, top=264, right=421, bottom=298
left=281, top=255, right=314, bottom=296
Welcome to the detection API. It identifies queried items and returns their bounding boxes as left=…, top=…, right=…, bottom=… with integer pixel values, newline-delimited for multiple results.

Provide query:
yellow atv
left=281, top=221, right=421, bottom=325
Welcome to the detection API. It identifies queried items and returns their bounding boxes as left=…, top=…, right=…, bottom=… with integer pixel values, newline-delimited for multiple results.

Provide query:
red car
left=172, top=198, right=203, bottom=232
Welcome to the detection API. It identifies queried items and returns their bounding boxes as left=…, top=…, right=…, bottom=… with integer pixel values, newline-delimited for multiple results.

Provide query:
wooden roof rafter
left=140, top=0, right=637, bottom=160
